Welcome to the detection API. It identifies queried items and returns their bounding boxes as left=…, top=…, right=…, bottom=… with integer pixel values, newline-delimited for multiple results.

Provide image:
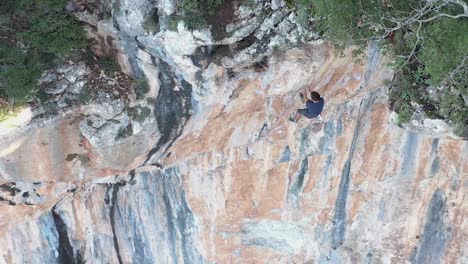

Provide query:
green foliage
left=284, top=0, right=294, bottom=8
left=127, top=106, right=152, bottom=123
left=439, top=68, right=468, bottom=137
left=396, top=104, right=412, bottom=126
left=21, top=11, right=87, bottom=56
left=165, top=14, right=182, bottom=31
left=0, top=41, right=44, bottom=104
left=351, top=47, right=366, bottom=63
left=179, top=0, right=223, bottom=15
left=312, top=0, right=367, bottom=45
left=36, top=0, right=68, bottom=10
left=116, top=124, right=133, bottom=140
left=143, top=14, right=160, bottom=33
left=78, top=86, right=94, bottom=104
left=178, top=0, right=200, bottom=11
left=96, top=56, right=119, bottom=75
left=183, top=11, right=207, bottom=30
left=388, top=67, right=426, bottom=126
left=292, top=0, right=313, bottom=27
left=166, top=0, right=225, bottom=30
left=134, top=78, right=149, bottom=99
left=166, top=12, right=207, bottom=31
left=0, top=105, right=21, bottom=122
left=389, top=76, right=412, bottom=123
left=310, top=0, right=466, bottom=82
left=0, top=42, right=26, bottom=65
left=1, top=0, right=67, bottom=15
left=35, top=89, right=50, bottom=103
left=440, top=91, right=467, bottom=137
left=1, top=64, right=43, bottom=104
left=0, top=0, right=87, bottom=111
left=311, top=0, right=416, bottom=45
left=417, top=18, right=468, bottom=85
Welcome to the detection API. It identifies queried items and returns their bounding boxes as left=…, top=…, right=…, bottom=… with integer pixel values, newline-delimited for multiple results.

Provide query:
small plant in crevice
left=42, top=101, right=60, bottom=115
left=36, top=89, right=50, bottom=104
left=145, top=97, right=156, bottom=106
left=164, top=14, right=182, bottom=31
left=78, top=86, right=95, bottom=104
left=116, top=124, right=133, bottom=140
left=178, top=0, right=224, bottom=15
left=143, top=10, right=160, bottom=33
left=127, top=106, right=152, bottom=123
left=134, top=78, right=149, bottom=99
left=166, top=12, right=207, bottom=31
left=96, top=56, right=120, bottom=75
left=395, top=104, right=412, bottom=126
left=287, top=0, right=314, bottom=27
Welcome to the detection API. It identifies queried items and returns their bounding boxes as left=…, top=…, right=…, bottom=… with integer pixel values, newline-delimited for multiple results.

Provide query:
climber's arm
left=302, top=88, right=309, bottom=101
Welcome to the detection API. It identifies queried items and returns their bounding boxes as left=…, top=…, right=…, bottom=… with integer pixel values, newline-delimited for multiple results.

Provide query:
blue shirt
left=306, top=98, right=324, bottom=118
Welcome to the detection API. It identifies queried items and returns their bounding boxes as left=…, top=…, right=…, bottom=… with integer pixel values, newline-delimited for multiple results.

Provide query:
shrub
left=143, top=13, right=160, bottom=33
left=440, top=90, right=467, bottom=137
left=178, top=0, right=223, bottom=15
left=0, top=105, right=21, bottom=122
left=96, top=56, right=119, bottom=75
left=165, top=12, right=206, bottom=31
left=439, top=68, right=468, bottom=137
left=134, top=78, right=149, bottom=99
left=184, top=11, right=207, bottom=30
left=291, top=0, right=313, bottom=27
left=127, top=106, right=152, bottom=123
left=312, top=0, right=370, bottom=45
left=78, top=86, right=94, bottom=104
left=1, top=0, right=68, bottom=15
left=312, top=0, right=417, bottom=45
left=396, top=104, right=412, bottom=126
left=165, top=0, right=225, bottom=31
left=0, top=41, right=44, bottom=105
left=116, top=124, right=133, bottom=140
left=0, top=0, right=88, bottom=110
left=21, top=11, right=87, bottom=56
left=417, top=18, right=468, bottom=85
left=1, top=64, right=43, bottom=104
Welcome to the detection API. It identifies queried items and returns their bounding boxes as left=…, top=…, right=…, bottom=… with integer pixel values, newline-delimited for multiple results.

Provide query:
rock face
left=0, top=1, right=467, bottom=264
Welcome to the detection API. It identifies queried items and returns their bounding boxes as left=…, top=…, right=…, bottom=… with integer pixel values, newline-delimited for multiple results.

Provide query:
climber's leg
left=289, top=109, right=307, bottom=123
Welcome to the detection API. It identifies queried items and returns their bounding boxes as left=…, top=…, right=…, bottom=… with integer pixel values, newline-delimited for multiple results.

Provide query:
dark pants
left=297, top=109, right=316, bottom=119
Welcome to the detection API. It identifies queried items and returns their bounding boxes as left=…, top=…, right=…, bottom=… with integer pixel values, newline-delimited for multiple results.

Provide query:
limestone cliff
left=0, top=1, right=466, bottom=264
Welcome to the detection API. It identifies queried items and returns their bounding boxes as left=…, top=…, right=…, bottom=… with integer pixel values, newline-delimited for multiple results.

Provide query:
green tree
left=0, top=42, right=43, bottom=104
left=0, top=0, right=87, bottom=109
left=418, top=18, right=468, bottom=84
left=21, top=11, right=87, bottom=56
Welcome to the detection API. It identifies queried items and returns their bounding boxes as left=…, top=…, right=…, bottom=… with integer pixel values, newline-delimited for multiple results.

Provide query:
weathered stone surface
left=0, top=1, right=466, bottom=263
left=1, top=41, right=466, bottom=263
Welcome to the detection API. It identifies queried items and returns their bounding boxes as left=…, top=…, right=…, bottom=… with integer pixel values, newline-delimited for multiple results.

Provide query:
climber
left=289, top=91, right=324, bottom=123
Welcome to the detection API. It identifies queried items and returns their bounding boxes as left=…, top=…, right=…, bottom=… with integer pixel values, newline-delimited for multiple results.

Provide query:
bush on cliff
left=21, top=11, right=87, bottom=56
left=0, top=42, right=44, bottom=105
left=418, top=18, right=468, bottom=85
left=0, top=0, right=87, bottom=110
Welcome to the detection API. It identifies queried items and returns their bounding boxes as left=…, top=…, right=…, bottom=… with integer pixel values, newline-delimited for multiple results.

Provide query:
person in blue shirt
left=289, top=91, right=324, bottom=123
